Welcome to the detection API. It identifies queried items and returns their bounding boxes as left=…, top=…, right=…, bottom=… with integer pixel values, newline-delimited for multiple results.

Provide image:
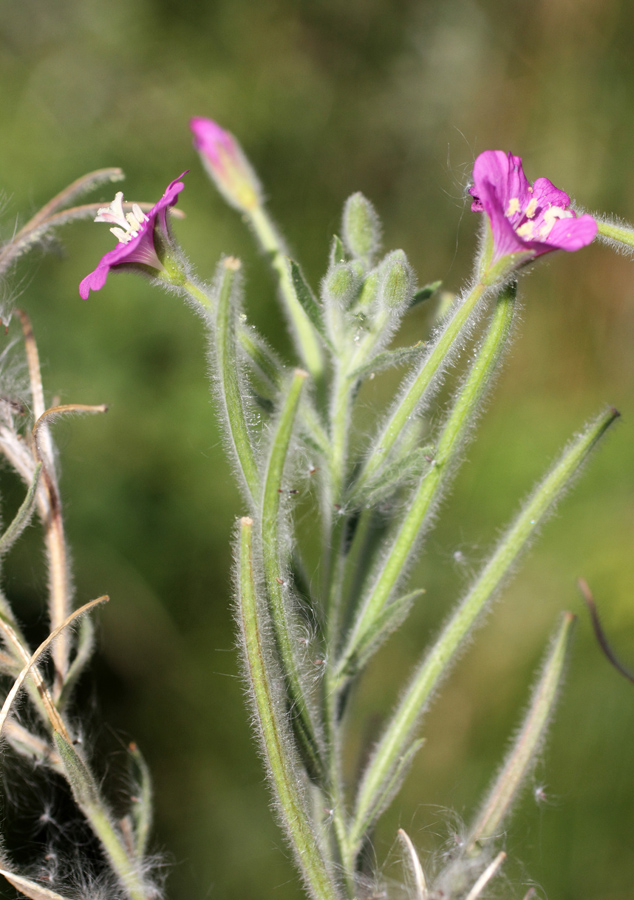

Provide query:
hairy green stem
left=597, top=220, right=634, bottom=248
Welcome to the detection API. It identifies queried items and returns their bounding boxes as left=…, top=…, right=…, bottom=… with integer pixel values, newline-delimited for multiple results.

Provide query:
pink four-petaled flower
left=79, top=173, right=187, bottom=299
left=469, top=151, right=597, bottom=280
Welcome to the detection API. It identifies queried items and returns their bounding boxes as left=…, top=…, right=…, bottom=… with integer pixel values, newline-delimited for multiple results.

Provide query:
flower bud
left=190, top=117, right=262, bottom=212
left=377, top=250, right=413, bottom=312
left=342, top=192, right=381, bottom=263
left=323, top=261, right=363, bottom=308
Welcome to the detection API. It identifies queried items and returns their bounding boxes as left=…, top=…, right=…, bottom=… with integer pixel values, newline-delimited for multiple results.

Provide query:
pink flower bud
left=190, top=117, right=262, bottom=212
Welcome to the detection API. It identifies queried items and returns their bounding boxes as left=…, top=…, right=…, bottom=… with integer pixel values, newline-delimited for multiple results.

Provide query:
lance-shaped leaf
left=349, top=341, right=426, bottom=384
left=247, top=205, right=325, bottom=383
left=128, top=741, right=153, bottom=859
left=341, top=589, right=424, bottom=679
left=338, top=285, right=516, bottom=686
left=239, top=323, right=285, bottom=392
left=350, top=405, right=618, bottom=854
left=288, top=259, right=332, bottom=348
left=57, top=615, right=96, bottom=711
left=467, top=611, right=576, bottom=852
left=353, top=279, right=489, bottom=497
left=409, top=280, right=442, bottom=309
left=213, top=256, right=260, bottom=502
left=346, top=445, right=433, bottom=510
left=237, top=518, right=338, bottom=900
left=257, top=368, right=324, bottom=779
left=0, top=462, right=42, bottom=558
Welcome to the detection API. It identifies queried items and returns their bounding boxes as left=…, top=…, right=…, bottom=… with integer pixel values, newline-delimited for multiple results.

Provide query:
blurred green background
left=1, top=1, right=633, bottom=899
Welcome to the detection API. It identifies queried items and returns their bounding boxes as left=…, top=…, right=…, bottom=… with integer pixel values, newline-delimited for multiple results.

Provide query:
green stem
left=238, top=518, right=339, bottom=900
left=351, top=405, right=618, bottom=851
left=338, top=285, right=515, bottom=682
left=597, top=220, right=634, bottom=248
left=354, top=281, right=487, bottom=495
left=248, top=205, right=325, bottom=383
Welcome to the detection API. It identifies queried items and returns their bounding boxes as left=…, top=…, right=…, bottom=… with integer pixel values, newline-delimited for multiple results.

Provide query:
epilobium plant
left=0, top=137, right=630, bottom=900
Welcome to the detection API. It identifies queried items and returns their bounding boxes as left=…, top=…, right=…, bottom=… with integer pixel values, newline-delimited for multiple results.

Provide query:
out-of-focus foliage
left=0, top=2, right=633, bottom=899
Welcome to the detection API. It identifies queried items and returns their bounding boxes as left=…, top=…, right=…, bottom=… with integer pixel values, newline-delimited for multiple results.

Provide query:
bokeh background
left=1, top=1, right=633, bottom=899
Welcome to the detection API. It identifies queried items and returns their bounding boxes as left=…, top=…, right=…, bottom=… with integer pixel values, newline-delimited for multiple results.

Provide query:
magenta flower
left=79, top=173, right=187, bottom=299
left=469, top=151, right=597, bottom=283
left=190, top=117, right=261, bottom=212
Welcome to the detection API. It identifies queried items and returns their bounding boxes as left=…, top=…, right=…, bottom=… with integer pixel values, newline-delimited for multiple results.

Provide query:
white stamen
left=506, top=197, right=520, bottom=216
left=525, top=198, right=538, bottom=218
left=543, top=205, right=573, bottom=223
left=95, top=192, right=149, bottom=244
left=516, top=221, right=535, bottom=239
left=537, top=205, right=573, bottom=239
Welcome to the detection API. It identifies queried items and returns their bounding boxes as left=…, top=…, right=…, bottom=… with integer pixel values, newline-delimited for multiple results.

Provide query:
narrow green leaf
left=239, top=325, right=284, bottom=391
left=129, top=742, right=153, bottom=859
left=343, top=589, right=425, bottom=678
left=467, top=612, right=576, bottom=851
left=57, top=615, right=95, bottom=710
left=247, top=204, right=326, bottom=383
left=354, top=280, right=488, bottom=496
left=351, top=405, right=618, bottom=851
left=214, top=257, right=260, bottom=501
left=349, top=342, right=426, bottom=383
left=0, top=462, right=42, bottom=557
left=409, top=280, right=442, bottom=308
left=259, top=369, right=324, bottom=780
left=289, top=259, right=332, bottom=347
left=238, top=518, right=338, bottom=900
left=346, top=445, right=434, bottom=509
left=350, top=738, right=424, bottom=854
left=54, top=730, right=101, bottom=809
left=340, top=285, right=516, bottom=682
